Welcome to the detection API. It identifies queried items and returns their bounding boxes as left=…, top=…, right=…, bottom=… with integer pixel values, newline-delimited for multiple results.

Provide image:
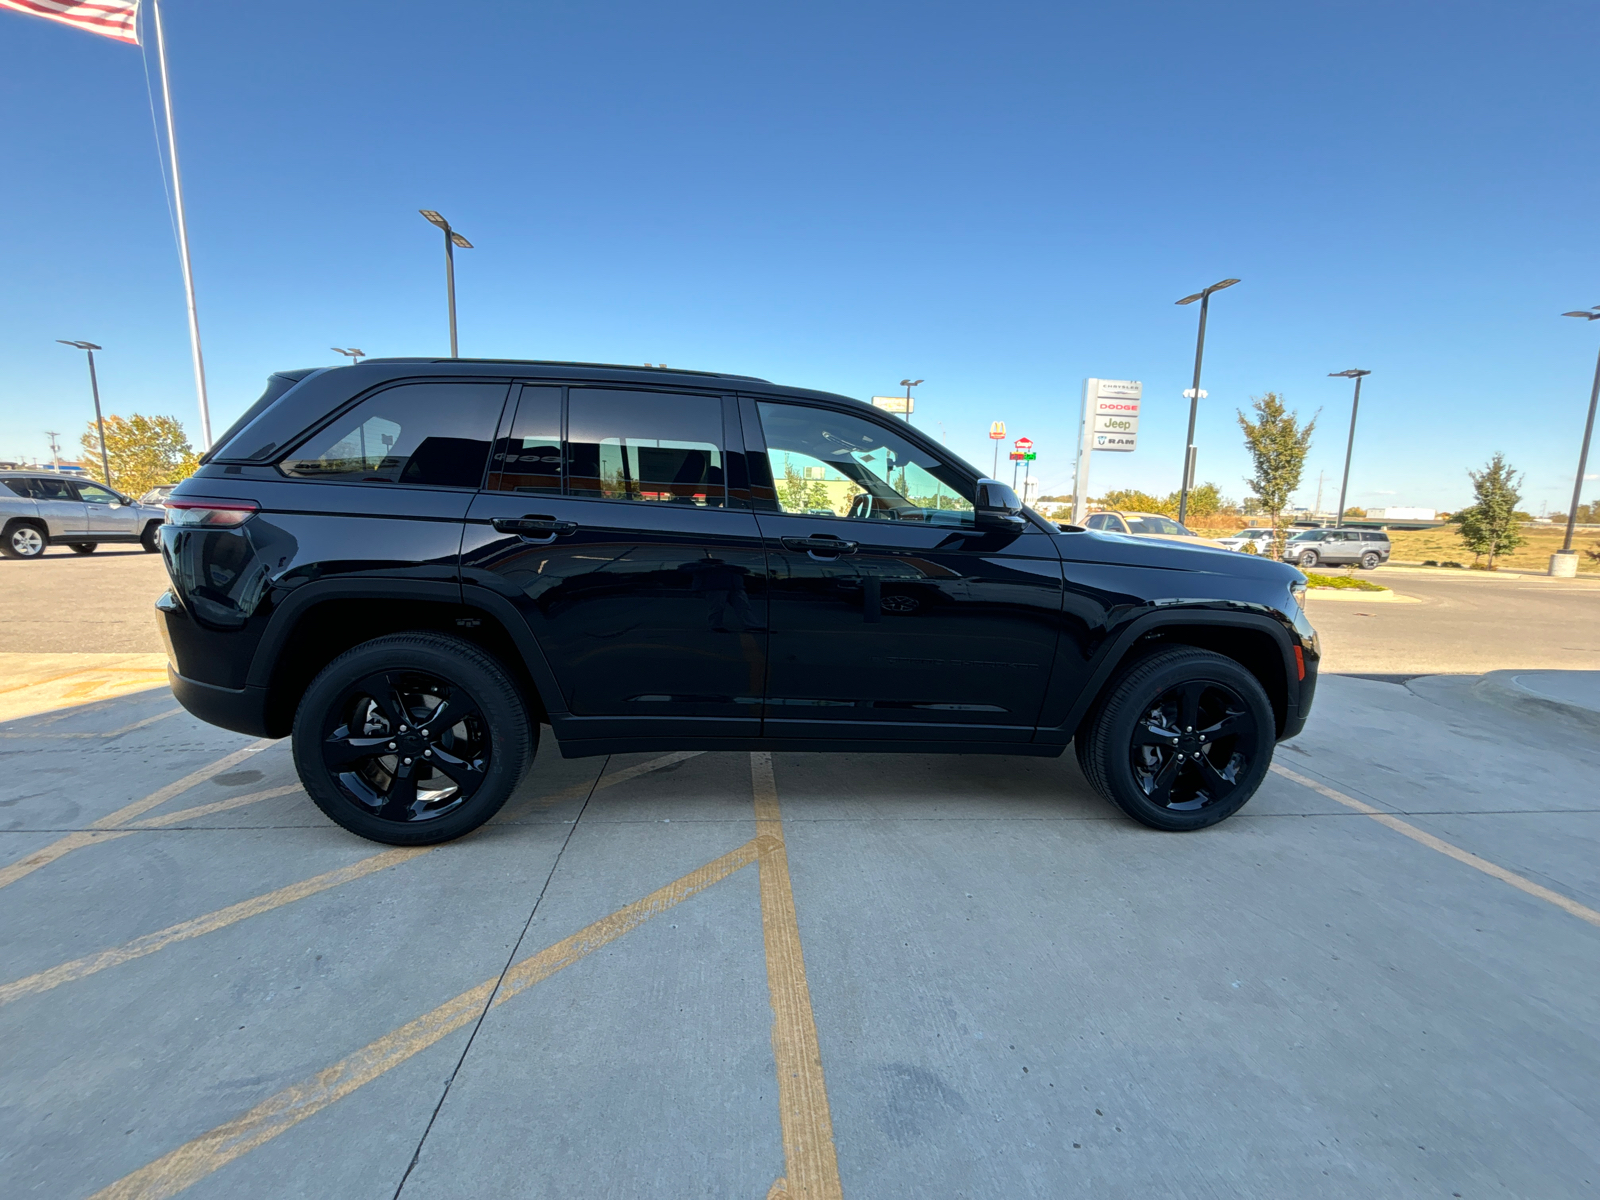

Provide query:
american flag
left=0, top=0, right=140, bottom=45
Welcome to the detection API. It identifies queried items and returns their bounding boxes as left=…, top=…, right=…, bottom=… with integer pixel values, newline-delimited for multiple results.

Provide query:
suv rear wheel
left=1075, top=647, right=1276, bottom=831
left=292, top=633, right=534, bottom=846
left=1, top=522, right=46, bottom=559
left=140, top=521, right=162, bottom=553
left=1359, top=551, right=1380, bottom=570
left=68, top=542, right=97, bottom=555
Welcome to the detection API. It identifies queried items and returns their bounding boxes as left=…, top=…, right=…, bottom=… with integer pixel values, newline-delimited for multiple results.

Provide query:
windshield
left=1125, top=515, right=1192, bottom=536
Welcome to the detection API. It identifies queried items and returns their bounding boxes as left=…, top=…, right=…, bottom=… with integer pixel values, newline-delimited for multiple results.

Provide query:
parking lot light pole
left=419, top=210, right=473, bottom=358
left=57, top=340, right=111, bottom=488
left=1559, top=308, right=1600, bottom=555
left=332, top=347, right=367, bottom=366
left=1174, top=278, right=1240, bottom=525
left=1328, top=369, right=1372, bottom=524
left=899, top=378, right=922, bottom=426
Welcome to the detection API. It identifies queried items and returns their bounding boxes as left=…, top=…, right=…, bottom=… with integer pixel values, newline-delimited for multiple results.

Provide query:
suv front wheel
left=293, top=633, right=534, bottom=845
left=1295, top=549, right=1319, bottom=568
left=1075, top=648, right=1276, bottom=831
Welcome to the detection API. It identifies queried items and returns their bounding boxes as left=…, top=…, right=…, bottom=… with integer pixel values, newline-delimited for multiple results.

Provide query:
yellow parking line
left=0, top=848, right=426, bottom=1007
left=751, top=751, right=844, bottom=1200
left=133, top=785, right=303, bottom=828
left=0, top=707, right=183, bottom=739
left=497, top=750, right=708, bottom=819
left=87, top=839, right=759, bottom=1200
left=0, top=739, right=278, bottom=891
left=1271, top=763, right=1600, bottom=928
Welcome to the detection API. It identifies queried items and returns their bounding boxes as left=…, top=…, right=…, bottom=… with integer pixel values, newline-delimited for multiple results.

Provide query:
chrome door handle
left=781, top=536, right=859, bottom=555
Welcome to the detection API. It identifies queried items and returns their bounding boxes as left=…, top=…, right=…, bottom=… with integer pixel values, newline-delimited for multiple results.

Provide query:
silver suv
left=1282, top=527, right=1391, bottom=570
left=0, top=473, right=168, bottom=559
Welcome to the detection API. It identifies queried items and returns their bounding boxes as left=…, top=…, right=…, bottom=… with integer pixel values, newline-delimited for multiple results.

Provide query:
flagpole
left=149, top=0, right=212, bottom=450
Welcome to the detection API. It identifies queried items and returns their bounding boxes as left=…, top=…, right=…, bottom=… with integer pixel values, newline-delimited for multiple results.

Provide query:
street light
left=1557, top=307, right=1600, bottom=564
left=1328, top=369, right=1372, bottom=524
left=1174, top=278, right=1240, bottom=524
left=57, top=339, right=112, bottom=488
left=898, top=378, right=922, bottom=425
left=419, top=210, right=473, bottom=358
left=332, top=347, right=367, bottom=365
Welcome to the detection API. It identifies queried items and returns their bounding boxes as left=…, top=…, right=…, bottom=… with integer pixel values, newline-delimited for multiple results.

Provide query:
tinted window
left=76, top=482, right=122, bottom=506
left=1086, top=513, right=1119, bottom=531
left=488, top=386, right=562, bottom=495
left=756, top=401, right=974, bottom=526
left=0, top=480, right=28, bottom=497
left=567, top=389, right=725, bottom=506
left=279, top=382, right=507, bottom=487
left=28, top=477, right=77, bottom=501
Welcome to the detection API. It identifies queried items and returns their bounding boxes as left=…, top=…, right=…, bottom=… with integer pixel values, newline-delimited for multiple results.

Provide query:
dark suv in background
left=157, top=360, right=1319, bottom=845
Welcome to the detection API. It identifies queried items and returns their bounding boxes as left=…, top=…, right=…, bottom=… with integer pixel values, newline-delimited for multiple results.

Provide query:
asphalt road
left=1309, top=567, right=1600, bottom=675
left=0, top=547, right=169, bottom=654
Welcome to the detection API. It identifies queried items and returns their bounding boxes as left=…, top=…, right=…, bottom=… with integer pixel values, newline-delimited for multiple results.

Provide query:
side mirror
left=973, top=479, right=1027, bottom=531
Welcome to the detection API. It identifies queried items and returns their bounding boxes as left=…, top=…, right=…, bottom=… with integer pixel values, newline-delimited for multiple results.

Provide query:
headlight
left=1290, top=581, right=1307, bottom=610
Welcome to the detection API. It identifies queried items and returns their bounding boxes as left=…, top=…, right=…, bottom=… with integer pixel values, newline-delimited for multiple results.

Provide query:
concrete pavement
left=2, top=668, right=1597, bottom=1198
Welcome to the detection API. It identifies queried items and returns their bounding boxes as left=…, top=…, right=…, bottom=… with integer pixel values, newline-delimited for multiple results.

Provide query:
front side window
left=76, top=482, right=121, bottom=506
left=567, top=389, right=725, bottom=506
left=279, top=382, right=507, bottom=487
left=1086, top=513, right=1120, bottom=531
left=756, top=402, right=974, bottom=527
left=1125, top=515, right=1190, bottom=536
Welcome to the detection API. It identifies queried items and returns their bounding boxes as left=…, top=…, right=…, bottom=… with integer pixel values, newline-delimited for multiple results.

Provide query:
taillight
left=164, top=498, right=260, bottom=527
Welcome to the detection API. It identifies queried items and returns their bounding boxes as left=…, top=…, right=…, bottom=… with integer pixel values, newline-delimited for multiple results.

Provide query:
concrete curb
left=1473, top=671, right=1600, bottom=736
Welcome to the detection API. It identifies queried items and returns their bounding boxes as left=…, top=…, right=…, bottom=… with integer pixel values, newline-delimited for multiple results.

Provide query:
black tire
left=292, top=633, right=534, bottom=846
left=1075, top=647, right=1276, bottom=832
left=140, top=522, right=162, bottom=553
left=1359, top=552, right=1380, bottom=570
left=68, top=542, right=98, bottom=555
left=1, top=522, right=47, bottom=559
left=1296, top=549, right=1318, bottom=568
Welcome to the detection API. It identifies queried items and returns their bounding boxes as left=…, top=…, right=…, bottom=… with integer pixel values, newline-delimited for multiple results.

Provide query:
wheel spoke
left=1194, top=752, right=1237, bottom=801
left=422, top=694, right=482, bottom=734
left=323, top=729, right=392, bottom=769
left=1178, top=682, right=1204, bottom=730
left=377, top=767, right=422, bottom=821
left=1199, top=709, right=1250, bottom=740
left=1132, top=722, right=1179, bottom=748
left=1143, top=754, right=1180, bottom=806
left=427, top=746, right=485, bottom=792
left=352, top=673, right=410, bottom=729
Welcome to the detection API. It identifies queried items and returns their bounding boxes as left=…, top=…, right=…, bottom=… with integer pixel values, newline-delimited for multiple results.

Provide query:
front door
left=26, top=477, right=89, bottom=537
left=461, top=384, right=768, bottom=742
left=745, top=398, right=1064, bottom=742
left=78, top=481, right=141, bottom=536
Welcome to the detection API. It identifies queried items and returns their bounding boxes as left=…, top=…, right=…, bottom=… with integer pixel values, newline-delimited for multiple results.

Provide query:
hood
left=1056, top=528, right=1303, bottom=585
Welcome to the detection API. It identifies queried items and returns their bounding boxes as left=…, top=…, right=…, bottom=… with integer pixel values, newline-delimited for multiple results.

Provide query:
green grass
left=1304, top=572, right=1389, bottom=591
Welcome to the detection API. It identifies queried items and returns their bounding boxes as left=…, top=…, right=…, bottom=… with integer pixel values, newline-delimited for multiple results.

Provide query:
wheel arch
left=1060, top=611, right=1298, bottom=741
left=248, top=580, right=563, bottom=738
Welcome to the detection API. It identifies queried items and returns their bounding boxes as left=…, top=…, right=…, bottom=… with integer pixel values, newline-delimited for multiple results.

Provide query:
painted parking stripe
left=1270, top=763, right=1600, bottom=928
left=0, top=739, right=279, bottom=891
left=0, top=847, right=426, bottom=1007
left=86, top=839, right=760, bottom=1200
left=752, top=751, right=844, bottom=1200
left=0, top=707, right=183, bottom=739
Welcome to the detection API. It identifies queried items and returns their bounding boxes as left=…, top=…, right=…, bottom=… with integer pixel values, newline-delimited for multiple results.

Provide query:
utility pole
left=1174, top=278, right=1240, bottom=525
left=45, top=431, right=62, bottom=471
left=1557, top=307, right=1600, bottom=571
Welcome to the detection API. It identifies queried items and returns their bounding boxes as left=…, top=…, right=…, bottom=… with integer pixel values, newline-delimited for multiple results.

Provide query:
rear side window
left=0, top=480, right=28, bottom=497
left=566, top=389, right=725, bottom=506
left=279, top=382, right=508, bottom=487
left=1085, top=514, right=1118, bottom=531
left=28, top=477, right=77, bottom=501
left=488, top=386, right=563, bottom=495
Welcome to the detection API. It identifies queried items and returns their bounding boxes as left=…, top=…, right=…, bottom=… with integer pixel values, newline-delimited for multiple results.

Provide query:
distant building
left=1374, top=506, right=1436, bottom=520
left=1021, top=477, right=1041, bottom=507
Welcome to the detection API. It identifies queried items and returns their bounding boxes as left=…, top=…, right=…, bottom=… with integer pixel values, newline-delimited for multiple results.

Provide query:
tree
left=1099, top=488, right=1174, bottom=515
left=1343, top=506, right=1367, bottom=519
left=1456, top=452, right=1525, bottom=568
left=1182, top=482, right=1225, bottom=521
left=1236, top=392, right=1317, bottom=558
left=80, top=414, right=199, bottom=498
left=778, top=460, right=809, bottom=512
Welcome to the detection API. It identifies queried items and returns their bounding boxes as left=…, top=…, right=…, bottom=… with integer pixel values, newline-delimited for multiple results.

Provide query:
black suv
left=157, top=360, right=1319, bottom=845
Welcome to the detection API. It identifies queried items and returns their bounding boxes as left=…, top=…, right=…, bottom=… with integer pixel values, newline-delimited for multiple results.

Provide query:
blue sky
left=3, top=1, right=1597, bottom=513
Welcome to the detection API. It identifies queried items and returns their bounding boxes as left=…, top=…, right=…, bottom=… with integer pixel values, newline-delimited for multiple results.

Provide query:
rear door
left=745, top=397, right=1063, bottom=742
left=26, top=477, right=89, bottom=537
left=461, top=384, right=768, bottom=741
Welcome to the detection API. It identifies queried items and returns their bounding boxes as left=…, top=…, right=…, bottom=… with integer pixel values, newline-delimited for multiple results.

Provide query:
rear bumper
left=167, top=667, right=273, bottom=738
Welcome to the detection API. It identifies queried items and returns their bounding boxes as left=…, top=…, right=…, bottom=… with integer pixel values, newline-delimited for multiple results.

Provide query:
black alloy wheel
left=1, top=523, right=46, bottom=559
left=1360, top=551, right=1380, bottom=570
left=69, top=543, right=97, bottom=555
left=293, top=633, right=534, bottom=845
left=1296, top=549, right=1319, bottom=568
left=1075, top=647, right=1276, bottom=831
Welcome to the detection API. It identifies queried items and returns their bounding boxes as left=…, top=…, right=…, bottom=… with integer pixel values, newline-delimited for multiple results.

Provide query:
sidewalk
left=1474, top=670, right=1600, bottom=735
